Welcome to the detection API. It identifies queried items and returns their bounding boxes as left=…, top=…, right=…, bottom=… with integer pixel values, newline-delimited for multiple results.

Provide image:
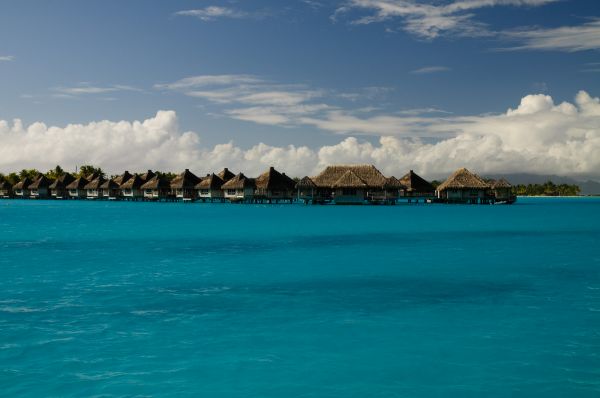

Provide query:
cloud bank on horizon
left=1, top=91, right=598, bottom=180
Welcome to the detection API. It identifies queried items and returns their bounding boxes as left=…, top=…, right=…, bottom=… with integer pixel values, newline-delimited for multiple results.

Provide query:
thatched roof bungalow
left=141, top=175, right=171, bottom=200
left=295, top=176, right=317, bottom=201
left=0, top=178, right=13, bottom=198
left=66, top=176, right=89, bottom=198
left=120, top=174, right=146, bottom=199
left=437, top=168, right=490, bottom=202
left=100, top=179, right=121, bottom=199
left=399, top=170, right=435, bottom=197
left=312, top=165, right=388, bottom=203
left=221, top=173, right=255, bottom=201
left=171, top=169, right=201, bottom=200
left=255, top=167, right=296, bottom=200
left=490, top=178, right=514, bottom=202
left=84, top=174, right=107, bottom=199
left=49, top=173, right=75, bottom=199
left=196, top=173, right=225, bottom=199
left=28, top=175, right=51, bottom=198
left=13, top=177, right=32, bottom=198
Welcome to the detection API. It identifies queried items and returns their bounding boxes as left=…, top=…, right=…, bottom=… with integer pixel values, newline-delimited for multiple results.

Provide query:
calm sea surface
left=0, top=198, right=599, bottom=397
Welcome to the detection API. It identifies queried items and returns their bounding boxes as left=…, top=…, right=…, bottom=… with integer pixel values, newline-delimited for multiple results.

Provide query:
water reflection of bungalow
left=171, top=169, right=201, bottom=201
left=84, top=174, right=106, bottom=199
left=196, top=173, right=225, bottom=201
left=13, top=177, right=32, bottom=198
left=399, top=170, right=435, bottom=197
left=222, top=173, right=255, bottom=202
left=28, top=175, right=51, bottom=199
left=49, top=173, right=75, bottom=199
left=490, top=178, right=516, bottom=203
left=66, top=176, right=89, bottom=199
left=436, top=168, right=490, bottom=204
left=141, top=175, right=170, bottom=200
left=0, top=178, right=13, bottom=198
left=255, top=167, right=296, bottom=202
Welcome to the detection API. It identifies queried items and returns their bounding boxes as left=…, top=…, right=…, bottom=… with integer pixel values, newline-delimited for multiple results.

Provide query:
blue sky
left=1, top=0, right=600, bottom=178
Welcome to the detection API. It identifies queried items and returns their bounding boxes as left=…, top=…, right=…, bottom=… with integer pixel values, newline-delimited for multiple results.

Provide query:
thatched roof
left=49, top=173, right=75, bottom=189
left=84, top=175, right=107, bottom=189
left=399, top=170, right=434, bottom=193
left=13, top=177, right=32, bottom=190
left=384, top=176, right=404, bottom=189
left=100, top=179, right=120, bottom=189
left=296, top=176, right=316, bottom=188
left=196, top=173, right=224, bottom=190
left=28, top=175, right=50, bottom=189
left=66, top=176, right=89, bottom=190
left=437, top=168, right=490, bottom=191
left=171, top=169, right=201, bottom=189
left=139, top=170, right=155, bottom=183
left=490, top=178, right=512, bottom=189
left=332, top=170, right=368, bottom=188
left=113, top=171, right=133, bottom=186
left=312, top=165, right=388, bottom=188
left=217, top=168, right=235, bottom=182
left=120, top=175, right=143, bottom=189
left=221, top=173, right=255, bottom=190
left=140, top=175, right=170, bottom=189
left=255, top=167, right=296, bottom=191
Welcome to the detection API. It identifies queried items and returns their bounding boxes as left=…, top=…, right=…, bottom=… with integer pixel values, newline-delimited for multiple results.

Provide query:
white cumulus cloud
left=1, top=91, right=599, bottom=180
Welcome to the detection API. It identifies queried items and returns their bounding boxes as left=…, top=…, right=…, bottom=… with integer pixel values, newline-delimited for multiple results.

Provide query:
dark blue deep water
left=1, top=198, right=599, bottom=397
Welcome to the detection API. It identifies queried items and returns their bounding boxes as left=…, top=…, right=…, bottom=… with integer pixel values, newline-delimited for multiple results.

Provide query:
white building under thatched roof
left=28, top=175, right=51, bottom=199
left=254, top=167, right=296, bottom=200
left=49, top=173, right=75, bottom=199
left=437, top=168, right=490, bottom=202
left=221, top=173, right=255, bottom=201
left=311, top=164, right=389, bottom=204
left=195, top=173, right=225, bottom=199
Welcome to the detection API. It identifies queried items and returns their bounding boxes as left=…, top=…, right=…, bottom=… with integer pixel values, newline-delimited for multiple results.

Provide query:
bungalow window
left=69, top=189, right=77, bottom=195
left=342, top=188, right=357, bottom=196
left=145, top=189, right=153, bottom=195
left=227, top=189, right=236, bottom=195
left=200, top=189, right=209, bottom=195
left=124, top=189, right=132, bottom=195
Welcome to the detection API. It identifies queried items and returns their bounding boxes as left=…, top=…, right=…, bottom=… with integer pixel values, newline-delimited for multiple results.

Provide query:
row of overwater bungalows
left=0, top=165, right=516, bottom=204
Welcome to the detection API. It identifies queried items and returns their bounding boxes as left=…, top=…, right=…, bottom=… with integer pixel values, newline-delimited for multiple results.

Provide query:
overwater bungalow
left=13, top=177, right=32, bottom=198
left=141, top=175, right=171, bottom=200
left=66, top=176, right=89, bottom=199
left=311, top=165, right=389, bottom=204
left=195, top=173, right=225, bottom=201
left=100, top=179, right=121, bottom=200
left=171, top=169, right=201, bottom=201
left=221, top=173, right=255, bottom=202
left=490, top=178, right=516, bottom=203
left=217, top=168, right=235, bottom=182
left=436, top=168, right=490, bottom=204
left=295, top=176, right=317, bottom=203
left=84, top=174, right=106, bottom=199
left=254, top=167, right=296, bottom=202
left=28, top=175, right=51, bottom=199
left=49, top=173, right=75, bottom=199
left=139, top=170, right=156, bottom=184
left=382, top=176, right=405, bottom=201
left=0, top=179, right=13, bottom=198
left=399, top=170, right=435, bottom=197
left=120, top=174, right=145, bottom=200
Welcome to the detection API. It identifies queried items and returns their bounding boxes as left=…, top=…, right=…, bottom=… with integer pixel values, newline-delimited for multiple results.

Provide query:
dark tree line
left=512, top=181, right=580, bottom=196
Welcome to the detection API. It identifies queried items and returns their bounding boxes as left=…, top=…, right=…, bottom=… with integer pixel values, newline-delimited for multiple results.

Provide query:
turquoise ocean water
left=0, top=198, right=599, bottom=397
